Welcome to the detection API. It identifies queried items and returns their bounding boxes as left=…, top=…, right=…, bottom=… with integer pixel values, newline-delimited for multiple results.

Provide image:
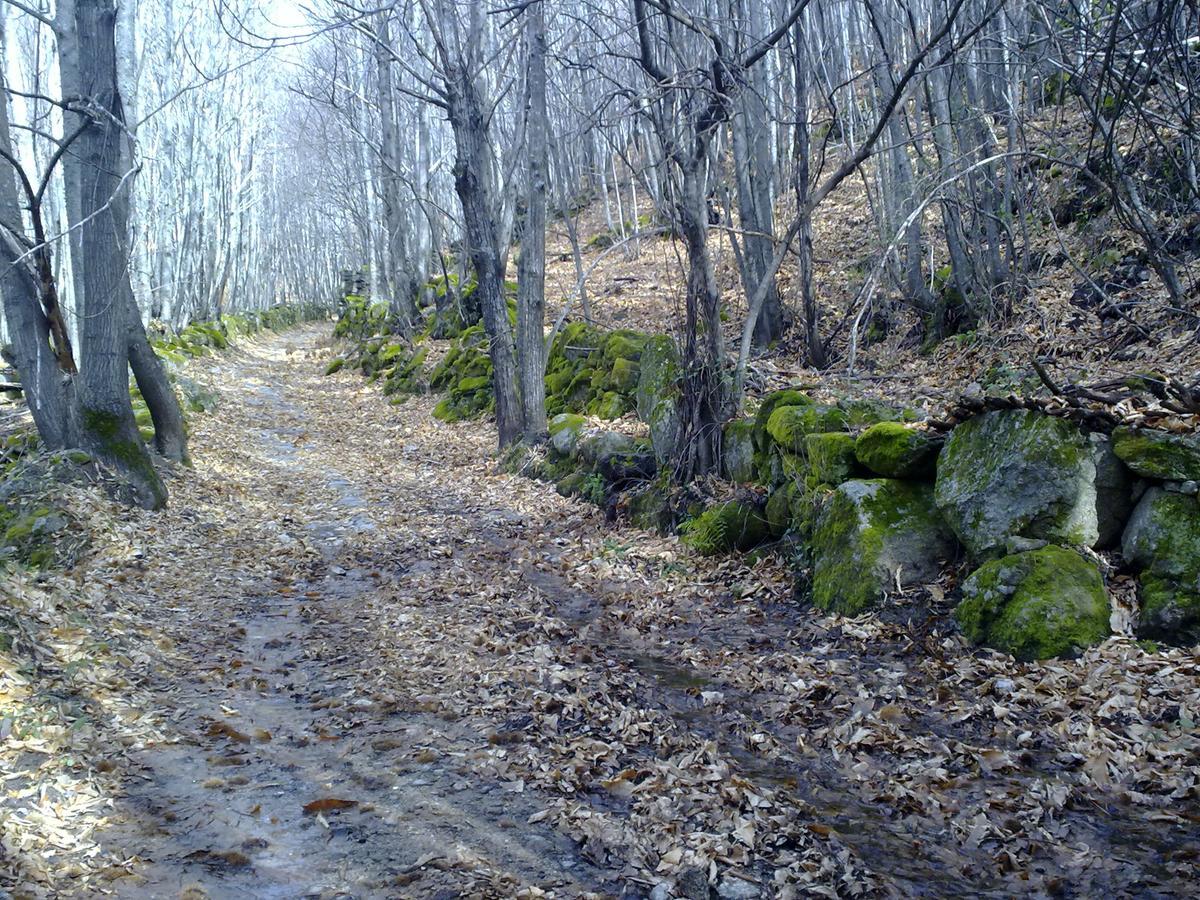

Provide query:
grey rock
left=717, top=876, right=760, bottom=899
left=935, top=410, right=1099, bottom=557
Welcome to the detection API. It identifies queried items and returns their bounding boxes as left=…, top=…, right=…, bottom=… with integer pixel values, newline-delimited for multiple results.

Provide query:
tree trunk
left=0, top=72, right=76, bottom=448
left=376, top=14, right=416, bottom=335
left=447, top=68, right=523, bottom=448
left=57, top=0, right=166, bottom=508
left=517, top=3, right=548, bottom=442
left=127, top=314, right=189, bottom=463
left=676, top=162, right=724, bottom=479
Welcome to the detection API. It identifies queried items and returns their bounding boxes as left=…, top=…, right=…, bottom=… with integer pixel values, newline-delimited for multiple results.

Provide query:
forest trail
left=7, top=325, right=1199, bottom=899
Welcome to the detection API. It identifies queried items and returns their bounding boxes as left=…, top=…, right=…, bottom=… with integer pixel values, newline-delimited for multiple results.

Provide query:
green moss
left=588, top=391, right=627, bottom=419
left=636, top=336, right=682, bottom=461
left=1137, top=575, right=1200, bottom=645
left=935, top=409, right=1096, bottom=557
left=1122, top=488, right=1200, bottom=584
left=955, top=546, right=1110, bottom=660
left=812, top=479, right=953, bottom=615
left=627, top=479, right=673, bottom=533
left=1112, top=426, right=1200, bottom=481
left=855, top=422, right=941, bottom=479
left=764, top=404, right=848, bottom=453
left=556, top=471, right=589, bottom=498
left=602, top=330, right=647, bottom=363
left=681, top=501, right=769, bottom=555
left=608, top=357, right=640, bottom=393
left=765, top=484, right=797, bottom=537
left=752, top=390, right=812, bottom=451
left=805, top=433, right=858, bottom=485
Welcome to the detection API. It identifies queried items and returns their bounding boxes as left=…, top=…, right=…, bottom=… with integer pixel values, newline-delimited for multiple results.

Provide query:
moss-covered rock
left=324, top=357, right=346, bottom=376
left=381, top=347, right=428, bottom=397
left=578, top=430, right=635, bottom=468
left=1137, top=575, right=1200, bottom=645
left=1122, top=487, right=1200, bottom=586
left=811, top=479, right=956, bottom=615
left=541, top=322, right=648, bottom=418
left=764, top=404, right=848, bottom=453
left=588, top=391, right=628, bottom=419
left=1123, top=487, right=1200, bottom=645
left=1112, top=426, right=1200, bottom=481
left=0, top=455, right=91, bottom=569
left=597, top=448, right=656, bottom=483
left=627, top=481, right=673, bottom=533
left=681, top=501, right=769, bottom=555
left=601, top=330, right=648, bottom=364
left=935, top=410, right=1100, bottom=557
left=752, top=390, right=812, bottom=451
left=955, top=546, right=1111, bottom=660
left=556, top=471, right=589, bottom=498
left=804, top=432, right=858, bottom=485
left=765, top=481, right=830, bottom=538
left=721, top=418, right=756, bottom=483
left=855, top=422, right=941, bottom=479
left=636, top=336, right=682, bottom=462
left=548, top=413, right=587, bottom=457
left=608, top=357, right=640, bottom=393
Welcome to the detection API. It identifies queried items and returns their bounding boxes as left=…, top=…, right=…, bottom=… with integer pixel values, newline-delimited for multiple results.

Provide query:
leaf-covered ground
left=3, top=325, right=1199, bottom=899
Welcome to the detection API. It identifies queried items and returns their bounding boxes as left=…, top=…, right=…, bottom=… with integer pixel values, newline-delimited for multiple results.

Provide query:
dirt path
left=4, top=325, right=1200, bottom=899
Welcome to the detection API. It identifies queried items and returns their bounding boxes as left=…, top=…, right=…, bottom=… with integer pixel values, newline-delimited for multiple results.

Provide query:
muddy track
left=97, top=332, right=614, bottom=899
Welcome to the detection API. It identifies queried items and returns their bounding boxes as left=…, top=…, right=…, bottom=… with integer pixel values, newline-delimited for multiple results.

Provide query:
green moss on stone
left=805, top=432, right=858, bottom=485
left=608, top=357, right=640, bottom=393
left=1112, top=426, right=1200, bottom=481
left=855, top=422, right=941, bottom=479
left=752, top=390, right=812, bottom=451
left=955, top=545, right=1110, bottom=660
left=636, top=336, right=682, bottom=461
left=765, top=404, right=848, bottom=453
left=934, top=409, right=1097, bottom=557
left=812, top=479, right=955, bottom=615
left=588, top=391, right=627, bottom=420
left=1137, top=575, right=1200, bottom=645
left=721, top=418, right=757, bottom=483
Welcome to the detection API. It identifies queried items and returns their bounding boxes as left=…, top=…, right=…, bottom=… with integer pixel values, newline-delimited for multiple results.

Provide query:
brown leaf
left=302, top=798, right=358, bottom=815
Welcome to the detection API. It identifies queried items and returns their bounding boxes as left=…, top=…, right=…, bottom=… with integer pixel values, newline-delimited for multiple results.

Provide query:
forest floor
left=3, top=324, right=1200, bottom=899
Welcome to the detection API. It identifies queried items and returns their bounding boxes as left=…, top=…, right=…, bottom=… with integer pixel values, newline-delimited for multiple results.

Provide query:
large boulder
left=955, top=546, right=1111, bottom=660
left=854, top=422, right=941, bottom=479
left=1112, top=426, right=1200, bottom=481
left=721, top=418, right=756, bottom=483
left=934, top=410, right=1101, bottom=557
left=636, top=336, right=682, bottom=462
left=810, top=479, right=956, bottom=615
left=1122, top=487, right=1200, bottom=643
